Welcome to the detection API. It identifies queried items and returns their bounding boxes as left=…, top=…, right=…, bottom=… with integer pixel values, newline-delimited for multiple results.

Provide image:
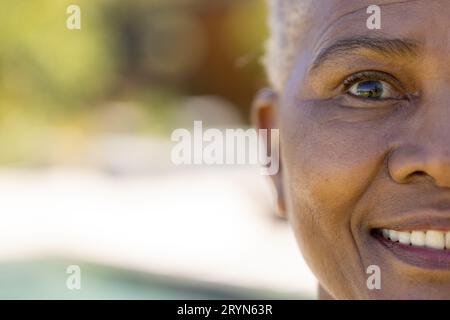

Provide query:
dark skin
left=254, top=0, right=450, bottom=299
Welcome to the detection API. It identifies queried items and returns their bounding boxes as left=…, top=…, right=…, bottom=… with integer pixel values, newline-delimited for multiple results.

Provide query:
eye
left=348, top=80, right=393, bottom=99
left=343, top=71, right=405, bottom=101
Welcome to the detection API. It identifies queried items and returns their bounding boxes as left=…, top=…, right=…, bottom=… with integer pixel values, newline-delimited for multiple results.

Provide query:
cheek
left=280, top=102, right=392, bottom=297
left=281, top=104, right=390, bottom=226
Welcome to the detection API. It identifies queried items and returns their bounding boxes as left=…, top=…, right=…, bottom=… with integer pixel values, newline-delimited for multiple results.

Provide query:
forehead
left=309, top=0, right=436, bottom=22
left=306, top=0, right=450, bottom=43
left=293, top=0, right=450, bottom=67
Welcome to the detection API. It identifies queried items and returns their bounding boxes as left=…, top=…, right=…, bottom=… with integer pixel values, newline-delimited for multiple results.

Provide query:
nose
left=388, top=83, right=450, bottom=188
left=388, top=144, right=450, bottom=187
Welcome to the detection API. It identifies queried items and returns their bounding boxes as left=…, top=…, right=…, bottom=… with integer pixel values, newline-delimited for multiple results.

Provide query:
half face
left=263, top=0, right=450, bottom=299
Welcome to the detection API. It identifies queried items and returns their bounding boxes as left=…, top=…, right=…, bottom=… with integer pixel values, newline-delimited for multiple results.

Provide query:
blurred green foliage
left=0, top=0, right=117, bottom=163
left=0, top=0, right=267, bottom=165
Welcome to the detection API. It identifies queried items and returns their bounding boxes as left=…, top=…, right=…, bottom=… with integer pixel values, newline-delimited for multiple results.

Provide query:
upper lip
left=369, top=208, right=450, bottom=232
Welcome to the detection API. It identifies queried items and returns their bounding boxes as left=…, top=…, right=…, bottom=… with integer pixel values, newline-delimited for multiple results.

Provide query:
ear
left=251, top=88, right=286, bottom=218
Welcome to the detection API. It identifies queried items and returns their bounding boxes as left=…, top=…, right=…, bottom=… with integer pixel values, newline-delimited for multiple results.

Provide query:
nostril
left=405, top=170, right=436, bottom=184
left=404, top=170, right=428, bottom=182
left=411, top=171, right=426, bottom=177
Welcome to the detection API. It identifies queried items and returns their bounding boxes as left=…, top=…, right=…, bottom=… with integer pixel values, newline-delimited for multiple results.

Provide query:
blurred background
left=0, top=0, right=316, bottom=299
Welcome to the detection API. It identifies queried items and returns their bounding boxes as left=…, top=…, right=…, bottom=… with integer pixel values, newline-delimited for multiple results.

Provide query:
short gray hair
left=264, top=0, right=313, bottom=91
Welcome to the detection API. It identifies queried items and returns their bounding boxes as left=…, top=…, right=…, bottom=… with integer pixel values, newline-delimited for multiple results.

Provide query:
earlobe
left=251, top=88, right=277, bottom=129
left=273, top=172, right=287, bottom=218
left=252, top=88, right=287, bottom=218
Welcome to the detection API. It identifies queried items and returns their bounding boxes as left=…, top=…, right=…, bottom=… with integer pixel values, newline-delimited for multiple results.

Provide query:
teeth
left=398, top=231, right=411, bottom=245
left=410, top=231, right=425, bottom=247
left=380, top=229, right=450, bottom=250
left=446, top=232, right=450, bottom=249
left=389, top=230, right=399, bottom=242
left=425, top=231, right=445, bottom=250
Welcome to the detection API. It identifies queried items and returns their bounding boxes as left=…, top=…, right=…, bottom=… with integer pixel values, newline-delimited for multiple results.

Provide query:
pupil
left=356, top=81, right=383, bottom=98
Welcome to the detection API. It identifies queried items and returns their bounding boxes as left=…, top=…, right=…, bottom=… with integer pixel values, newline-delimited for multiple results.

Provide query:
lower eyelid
left=340, top=93, right=407, bottom=108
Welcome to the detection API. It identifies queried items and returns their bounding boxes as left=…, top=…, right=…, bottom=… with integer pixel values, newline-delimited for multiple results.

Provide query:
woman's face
left=259, top=0, right=450, bottom=299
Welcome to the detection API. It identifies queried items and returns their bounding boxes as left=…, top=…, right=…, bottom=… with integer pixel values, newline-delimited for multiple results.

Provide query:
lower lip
left=373, top=231, right=450, bottom=270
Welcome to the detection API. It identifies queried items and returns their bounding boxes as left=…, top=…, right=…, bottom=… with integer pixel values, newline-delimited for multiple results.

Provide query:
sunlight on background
left=0, top=0, right=316, bottom=299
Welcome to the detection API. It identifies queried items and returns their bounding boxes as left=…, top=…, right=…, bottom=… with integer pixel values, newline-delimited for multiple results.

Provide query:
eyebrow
left=311, top=36, right=420, bottom=71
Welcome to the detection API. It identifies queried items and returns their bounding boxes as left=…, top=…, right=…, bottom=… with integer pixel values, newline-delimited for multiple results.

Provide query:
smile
left=380, top=229, right=450, bottom=250
left=373, top=227, right=450, bottom=270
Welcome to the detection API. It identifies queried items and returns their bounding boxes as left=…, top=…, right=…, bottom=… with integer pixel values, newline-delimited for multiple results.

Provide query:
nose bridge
left=389, top=90, right=450, bottom=187
left=416, top=85, right=450, bottom=151
left=388, top=27, right=450, bottom=186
